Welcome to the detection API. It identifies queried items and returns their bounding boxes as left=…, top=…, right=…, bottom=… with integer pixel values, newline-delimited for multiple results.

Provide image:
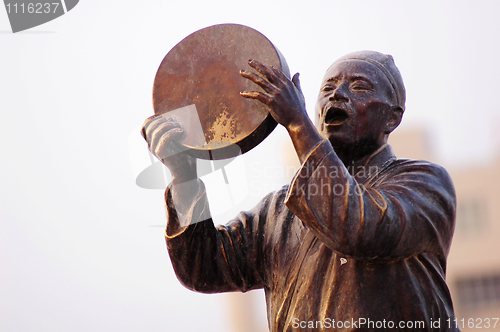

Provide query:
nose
left=329, top=84, right=348, bottom=102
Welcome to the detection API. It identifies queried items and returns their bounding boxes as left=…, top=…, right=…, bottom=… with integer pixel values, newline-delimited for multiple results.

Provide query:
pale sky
left=1, top=1, right=500, bottom=331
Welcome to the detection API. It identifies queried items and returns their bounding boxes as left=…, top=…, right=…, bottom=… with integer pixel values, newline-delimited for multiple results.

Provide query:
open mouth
left=325, top=107, right=350, bottom=125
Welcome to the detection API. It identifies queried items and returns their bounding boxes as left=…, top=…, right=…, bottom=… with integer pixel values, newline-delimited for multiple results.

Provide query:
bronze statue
left=142, top=51, right=460, bottom=331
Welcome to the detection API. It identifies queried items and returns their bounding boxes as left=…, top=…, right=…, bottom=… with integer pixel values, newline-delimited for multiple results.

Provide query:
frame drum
left=152, top=24, right=289, bottom=160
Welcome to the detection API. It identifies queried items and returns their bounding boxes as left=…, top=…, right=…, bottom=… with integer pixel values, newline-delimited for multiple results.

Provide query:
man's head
left=315, top=51, right=405, bottom=157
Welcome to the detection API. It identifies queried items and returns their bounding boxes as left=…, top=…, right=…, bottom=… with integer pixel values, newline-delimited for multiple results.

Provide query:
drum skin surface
left=153, top=24, right=289, bottom=160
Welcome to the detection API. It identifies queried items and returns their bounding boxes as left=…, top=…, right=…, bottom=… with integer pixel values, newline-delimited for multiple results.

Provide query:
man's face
left=316, top=59, right=397, bottom=153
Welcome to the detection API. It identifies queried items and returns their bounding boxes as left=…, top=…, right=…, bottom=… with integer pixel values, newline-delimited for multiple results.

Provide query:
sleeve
left=284, top=140, right=457, bottom=261
left=164, top=180, right=268, bottom=293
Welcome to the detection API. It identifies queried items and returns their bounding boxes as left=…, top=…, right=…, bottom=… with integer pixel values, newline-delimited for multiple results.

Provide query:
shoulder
left=385, top=158, right=454, bottom=186
left=377, top=158, right=456, bottom=205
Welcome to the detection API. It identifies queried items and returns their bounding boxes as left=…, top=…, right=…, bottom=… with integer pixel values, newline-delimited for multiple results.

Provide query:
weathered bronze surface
left=143, top=45, right=461, bottom=331
left=153, top=24, right=289, bottom=160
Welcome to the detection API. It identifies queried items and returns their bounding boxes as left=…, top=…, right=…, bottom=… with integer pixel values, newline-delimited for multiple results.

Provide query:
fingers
left=247, top=59, right=277, bottom=82
left=239, top=59, right=290, bottom=104
left=239, top=90, right=273, bottom=105
left=142, top=115, right=169, bottom=140
left=146, top=119, right=184, bottom=154
left=149, top=119, right=182, bottom=150
left=152, top=127, right=184, bottom=160
left=142, top=115, right=184, bottom=159
left=141, top=114, right=161, bottom=140
left=270, top=64, right=291, bottom=82
left=239, top=60, right=307, bottom=129
left=247, top=59, right=289, bottom=84
left=240, top=69, right=277, bottom=94
left=143, top=116, right=179, bottom=141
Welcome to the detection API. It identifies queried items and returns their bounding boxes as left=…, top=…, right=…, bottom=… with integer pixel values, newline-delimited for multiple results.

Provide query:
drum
left=152, top=23, right=289, bottom=160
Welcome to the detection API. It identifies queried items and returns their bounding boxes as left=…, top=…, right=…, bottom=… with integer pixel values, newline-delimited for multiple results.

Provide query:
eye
left=350, top=81, right=373, bottom=92
left=321, top=84, right=335, bottom=92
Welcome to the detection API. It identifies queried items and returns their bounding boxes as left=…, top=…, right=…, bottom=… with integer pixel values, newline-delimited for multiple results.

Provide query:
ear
left=385, top=105, right=404, bottom=134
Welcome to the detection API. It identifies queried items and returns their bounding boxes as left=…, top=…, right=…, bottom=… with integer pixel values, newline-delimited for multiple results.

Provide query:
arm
left=141, top=115, right=201, bottom=216
left=141, top=116, right=266, bottom=292
left=285, top=140, right=457, bottom=261
left=165, top=181, right=268, bottom=293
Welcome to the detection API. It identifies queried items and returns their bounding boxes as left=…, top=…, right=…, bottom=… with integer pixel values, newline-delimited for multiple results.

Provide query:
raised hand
left=240, top=59, right=324, bottom=164
left=240, top=59, right=307, bottom=130
left=141, top=115, right=197, bottom=184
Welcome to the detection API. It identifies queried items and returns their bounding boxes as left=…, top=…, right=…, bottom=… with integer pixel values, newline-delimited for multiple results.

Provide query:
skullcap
left=333, top=50, right=406, bottom=110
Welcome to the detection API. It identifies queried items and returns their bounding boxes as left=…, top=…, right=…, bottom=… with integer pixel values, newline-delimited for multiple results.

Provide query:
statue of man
left=142, top=51, right=460, bottom=331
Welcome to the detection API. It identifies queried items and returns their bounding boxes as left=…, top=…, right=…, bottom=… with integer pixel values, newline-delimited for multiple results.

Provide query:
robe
left=165, top=141, right=460, bottom=331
